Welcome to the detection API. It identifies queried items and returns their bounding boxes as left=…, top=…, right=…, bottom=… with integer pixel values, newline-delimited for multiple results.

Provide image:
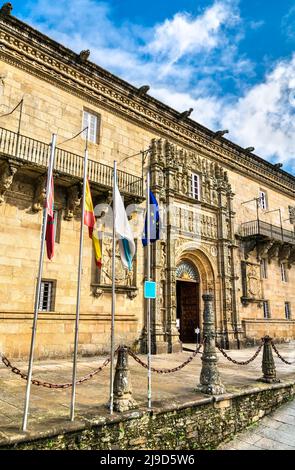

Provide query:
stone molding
left=1, top=16, right=295, bottom=198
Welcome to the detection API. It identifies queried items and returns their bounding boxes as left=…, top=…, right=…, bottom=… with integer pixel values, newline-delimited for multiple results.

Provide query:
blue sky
left=10, top=0, right=295, bottom=174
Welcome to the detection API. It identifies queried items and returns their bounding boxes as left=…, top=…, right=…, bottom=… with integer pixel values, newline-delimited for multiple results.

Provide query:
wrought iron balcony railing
left=0, top=127, right=143, bottom=198
left=240, top=220, right=295, bottom=245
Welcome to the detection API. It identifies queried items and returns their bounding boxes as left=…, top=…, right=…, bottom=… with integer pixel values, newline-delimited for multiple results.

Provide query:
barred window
left=263, top=300, right=270, bottom=319
left=281, top=263, right=288, bottom=282
left=53, top=209, right=61, bottom=243
left=259, top=190, right=268, bottom=210
left=285, top=302, right=291, bottom=320
left=191, top=173, right=200, bottom=200
left=82, top=109, right=100, bottom=144
left=260, top=258, right=267, bottom=279
left=39, top=280, right=55, bottom=312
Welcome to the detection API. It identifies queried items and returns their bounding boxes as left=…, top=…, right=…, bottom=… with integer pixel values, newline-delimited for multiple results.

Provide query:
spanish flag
left=84, top=179, right=102, bottom=268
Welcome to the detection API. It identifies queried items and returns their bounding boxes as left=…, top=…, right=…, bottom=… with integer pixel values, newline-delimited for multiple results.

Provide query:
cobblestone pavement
left=0, top=341, right=294, bottom=444
left=219, top=399, right=295, bottom=450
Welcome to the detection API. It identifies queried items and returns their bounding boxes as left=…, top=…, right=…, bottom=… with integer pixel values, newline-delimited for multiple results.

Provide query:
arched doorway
left=176, top=260, right=200, bottom=343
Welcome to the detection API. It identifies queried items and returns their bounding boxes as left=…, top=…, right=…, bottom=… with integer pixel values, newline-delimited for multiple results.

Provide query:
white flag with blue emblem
left=114, top=181, right=135, bottom=270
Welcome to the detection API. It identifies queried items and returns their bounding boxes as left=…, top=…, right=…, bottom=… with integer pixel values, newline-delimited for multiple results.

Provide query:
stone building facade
left=0, top=5, right=295, bottom=358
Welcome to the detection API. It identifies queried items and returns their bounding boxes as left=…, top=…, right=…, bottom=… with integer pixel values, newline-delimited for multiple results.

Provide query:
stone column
left=150, top=139, right=168, bottom=353
left=196, top=293, right=225, bottom=395
left=260, top=336, right=280, bottom=383
left=113, top=346, right=137, bottom=412
left=164, top=141, right=182, bottom=353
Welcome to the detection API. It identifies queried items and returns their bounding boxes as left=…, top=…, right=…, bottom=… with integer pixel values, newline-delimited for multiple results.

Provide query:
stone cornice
left=1, top=14, right=295, bottom=198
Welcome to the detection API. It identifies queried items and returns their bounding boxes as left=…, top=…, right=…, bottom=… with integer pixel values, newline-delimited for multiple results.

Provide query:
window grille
left=191, top=173, right=200, bottom=200
left=263, top=300, right=270, bottom=319
left=260, top=258, right=267, bottom=279
left=39, top=280, right=55, bottom=312
left=285, top=302, right=291, bottom=320
left=259, top=191, right=267, bottom=210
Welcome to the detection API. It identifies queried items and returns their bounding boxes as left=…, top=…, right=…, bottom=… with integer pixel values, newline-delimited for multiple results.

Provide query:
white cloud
left=221, top=55, right=295, bottom=172
left=145, top=1, right=240, bottom=64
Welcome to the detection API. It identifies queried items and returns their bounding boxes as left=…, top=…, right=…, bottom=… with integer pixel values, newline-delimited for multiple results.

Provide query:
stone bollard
left=113, top=345, right=138, bottom=412
left=260, top=336, right=280, bottom=383
left=196, top=293, right=226, bottom=395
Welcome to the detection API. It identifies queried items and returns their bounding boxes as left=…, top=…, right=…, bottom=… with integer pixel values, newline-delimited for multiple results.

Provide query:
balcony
left=240, top=220, right=295, bottom=244
left=0, top=127, right=143, bottom=200
left=239, top=219, right=295, bottom=265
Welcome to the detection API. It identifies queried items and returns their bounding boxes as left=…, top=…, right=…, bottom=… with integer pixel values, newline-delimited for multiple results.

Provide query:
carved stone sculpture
left=0, top=161, right=19, bottom=204
left=64, top=184, right=81, bottom=220
left=32, top=175, right=46, bottom=212
left=0, top=3, right=13, bottom=15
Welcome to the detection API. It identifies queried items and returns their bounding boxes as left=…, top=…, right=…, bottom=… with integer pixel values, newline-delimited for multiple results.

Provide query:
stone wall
left=2, top=382, right=294, bottom=450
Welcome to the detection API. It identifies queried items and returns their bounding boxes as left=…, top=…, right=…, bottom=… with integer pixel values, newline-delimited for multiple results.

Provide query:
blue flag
left=142, top=190, right=160, bottom=246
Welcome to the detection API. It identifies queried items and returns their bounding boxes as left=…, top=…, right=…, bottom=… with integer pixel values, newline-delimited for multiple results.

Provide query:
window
left=281, top=263, right=288, bottom=282
left=191, top=173, right=200, bottom=200
left=260, top=258, right=267, bottom=279
left=263, top=300, right=270, bottom=319
left=39, top=280, right=56, bottom=312
left=82, top=109, right=100, bottom=144
left=259, top=190, right=268, bottom=210
left=285, top=302, right=291, bottom=320
left=53, top=209, right=61, bottom=243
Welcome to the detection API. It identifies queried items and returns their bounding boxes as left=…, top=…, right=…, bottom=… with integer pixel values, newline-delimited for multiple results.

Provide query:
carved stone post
left=164, top=141, right=182, bottom=353
left=260, top=336, right=280, bottom=383
left=197, top=293, right=225, bottom=395
left=113, top=346, right=137, bottom=412
left=150, top=139, right=168, bottom=353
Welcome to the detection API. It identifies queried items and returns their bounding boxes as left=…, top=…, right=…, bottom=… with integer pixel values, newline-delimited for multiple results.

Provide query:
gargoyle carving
left=64, top=184, right=81, bottom=220
left=0, top=161, right=19, bottom=204
left=32, top=175, right=46, bottom=212
left=78, top=50, right=90, bottom=63
left=278, top=244, right=292, bottom=264
left=0, top=3, right=13, bottom=15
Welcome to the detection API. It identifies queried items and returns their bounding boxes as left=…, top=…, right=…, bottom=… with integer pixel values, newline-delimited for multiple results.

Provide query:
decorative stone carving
left=112, top=346, right=137, bottom=412
left=176, top=260, right=199, bottom=281
left=78, top=49, right=90, bottom=63
left=64, top=184, right=81, bottom=220
left=196, top=294, right=225, bottom=395
left=256, top=240, right=275, bottom=260
left=289, top=206, right=295, bottom=224
left=278, top=244, right=292, bottom=264
left=267, top=242, right=281, bottom=263
left=32, top=175, right=46, bottom=212
left=100, top=236, right=136, bottom=288
left=0, top=3, right=12, bottom=15
left=92, top=287, right=103, bottom=298
left=0, top=160, right=19, bottom=204
left=241, top=261, right=262, bottom=304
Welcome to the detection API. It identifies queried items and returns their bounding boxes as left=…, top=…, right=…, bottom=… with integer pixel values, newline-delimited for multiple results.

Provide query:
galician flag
left=114, top=181, right=135, bottom=271
left=45, top=176, right=54, bottom=260
left=84, top=179, right=102, bottom=268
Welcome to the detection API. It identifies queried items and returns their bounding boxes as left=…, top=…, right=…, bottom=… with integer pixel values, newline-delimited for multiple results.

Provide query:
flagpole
left=22, top=133, right=57, bottom=432
left=146, top=170, right=152, bottom=409
left=109, top=160, right=117, bottom=414
left=70, top=137, right=89, bottom=422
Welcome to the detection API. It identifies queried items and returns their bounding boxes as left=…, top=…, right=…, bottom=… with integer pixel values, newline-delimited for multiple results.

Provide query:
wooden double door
left=176, top=280, right=200, bottom=343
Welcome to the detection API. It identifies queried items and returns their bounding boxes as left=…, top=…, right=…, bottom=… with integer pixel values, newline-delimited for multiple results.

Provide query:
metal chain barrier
left=0, top=352, right=112, bottom=388
left=127, top=343, right=203, bottom=374
left=270, top=341, right=294, bottom=365
left=215, top=340, right=263, bottom=365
